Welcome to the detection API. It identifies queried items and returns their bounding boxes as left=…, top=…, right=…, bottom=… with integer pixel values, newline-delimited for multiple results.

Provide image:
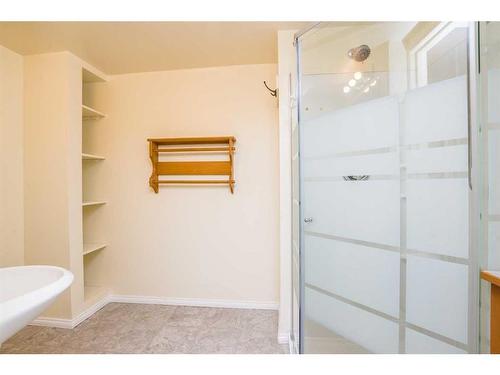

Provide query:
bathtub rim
left=0, top=265, right=74, bottom=324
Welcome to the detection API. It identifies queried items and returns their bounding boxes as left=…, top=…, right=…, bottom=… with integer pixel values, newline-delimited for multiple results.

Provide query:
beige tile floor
left=303, top=319, right=370, bottom=354
left=0, top=303, right=289, bottom=354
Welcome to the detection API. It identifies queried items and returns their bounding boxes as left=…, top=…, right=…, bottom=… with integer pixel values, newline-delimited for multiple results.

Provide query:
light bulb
left=370, top=79, right=377, bottom=87
left=363, top=87, right=370, bottom=93
left=348, top=79, right=356, bottom=87
left=343, top=86, right=351, bottom=93
left=354, top=71, right=362, bottom=80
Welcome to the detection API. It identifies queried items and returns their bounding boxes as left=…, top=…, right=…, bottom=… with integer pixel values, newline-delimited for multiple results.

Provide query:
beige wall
left=23, top=52, right=83, bottom=318
left=83, top=64, right=280, bottom=305
left=0, top=45, right=24, bottom=267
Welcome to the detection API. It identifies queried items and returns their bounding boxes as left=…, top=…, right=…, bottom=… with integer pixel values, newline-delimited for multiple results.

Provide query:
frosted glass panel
left=304, top=180, right=400, bottom=246
left=488, top=68, right=500, bottom=123
left=305, top=235, right=400, bottom=316
left=407, top=179, right=468, bottom=258
left=302, top=96, right=399, bottom=157
left=298, top=22, right=472, bottom=354
left=406, top=328, right=466, bottom=354
left=488, top=222, right=500, bottom=270
left=406, top=255, right=468, bottom=344
left=305, top=287, right=399, bottom=353
left=303, top=152, right=399, bottom=178
left=404, top=75, right=467, bottom=145
left=488, top=130, right=500, bottom=214
left=406, top=145, right=467, bottom=174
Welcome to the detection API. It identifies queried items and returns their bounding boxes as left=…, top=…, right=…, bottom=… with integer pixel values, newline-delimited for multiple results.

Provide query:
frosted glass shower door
left=296, top=22, right=478, bottom=354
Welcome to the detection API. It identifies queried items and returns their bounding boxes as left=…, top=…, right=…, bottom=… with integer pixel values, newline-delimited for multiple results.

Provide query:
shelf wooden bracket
left=147, top=136, right=236, bottom=194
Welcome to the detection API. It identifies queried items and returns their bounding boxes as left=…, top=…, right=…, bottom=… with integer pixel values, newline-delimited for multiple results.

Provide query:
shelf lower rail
left=158, top=180, right=234, bottom=184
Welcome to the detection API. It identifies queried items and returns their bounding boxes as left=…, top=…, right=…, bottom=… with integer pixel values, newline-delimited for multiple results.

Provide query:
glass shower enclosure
left=291, top=22, right=481, bottom=354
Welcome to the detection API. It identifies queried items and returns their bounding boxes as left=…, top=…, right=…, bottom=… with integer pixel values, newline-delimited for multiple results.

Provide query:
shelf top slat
left=147, top=136, right=236, bottom=145
left=481, top=270, right=500, bottom=287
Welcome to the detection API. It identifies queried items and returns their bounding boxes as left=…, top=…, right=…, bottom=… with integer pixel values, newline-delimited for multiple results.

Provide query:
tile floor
left=303, top=319, right=369, bottom=354
left=0, top=303, right=288, bottom=354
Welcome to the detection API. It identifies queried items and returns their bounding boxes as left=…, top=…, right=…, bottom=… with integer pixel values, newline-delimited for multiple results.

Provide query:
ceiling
left=0, top=22, right=310, bottom=74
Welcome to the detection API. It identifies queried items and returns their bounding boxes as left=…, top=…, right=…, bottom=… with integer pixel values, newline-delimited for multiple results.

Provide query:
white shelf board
left=82, top=201, right=107, bottom=207
left=83, top=243, right=107, bottom=256
left=82, top=153, right=105, bottom=160
left=83, top=285, right=109, bottom=309
left=82, top=104, right=106, bottom=120
left=82, top=66, right=107, bottom=83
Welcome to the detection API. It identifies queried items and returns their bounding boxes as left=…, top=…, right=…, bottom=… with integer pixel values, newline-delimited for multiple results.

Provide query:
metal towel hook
left=263, top=81, right=278, bottom=97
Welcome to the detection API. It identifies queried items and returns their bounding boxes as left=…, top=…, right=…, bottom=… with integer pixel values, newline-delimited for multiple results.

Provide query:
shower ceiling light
left=348, top=79, right=356, bottom=87
left=354, top=71, right=362, bottom=80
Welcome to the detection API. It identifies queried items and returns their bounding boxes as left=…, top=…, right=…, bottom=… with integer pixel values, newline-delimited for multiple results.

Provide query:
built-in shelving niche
left=82, top=66, right=108, bottom=305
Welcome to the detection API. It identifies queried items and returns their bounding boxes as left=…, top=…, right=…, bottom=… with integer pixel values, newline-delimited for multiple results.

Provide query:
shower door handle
left=304, top=217, right=313, bottom=223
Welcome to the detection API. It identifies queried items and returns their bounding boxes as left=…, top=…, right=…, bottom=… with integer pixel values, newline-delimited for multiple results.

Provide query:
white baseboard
left=288, top=332, right=296, bottom=354
left=277, top=331, right=289, bottom=345
left=29, top=316, right=74, bottom=329
left=30, top=294, right=279, bottom=329
left=30, top=294, right=111, bottom=329
left=109, top=294, right=279, bottom=310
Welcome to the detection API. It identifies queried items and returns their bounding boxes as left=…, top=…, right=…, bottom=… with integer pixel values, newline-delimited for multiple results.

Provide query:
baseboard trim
left=30, top=294, right=111, bottom=329
left=277, top=331, right=289, bottom=345
left=73, top=294, right=111, bottom=327
left=288, top=332, right=295, bottom=354
left=109, top=294, right=279, bottom=310
left=29, top=316, right=74, bottom=329
left=30, top=294, right=279, bottom=329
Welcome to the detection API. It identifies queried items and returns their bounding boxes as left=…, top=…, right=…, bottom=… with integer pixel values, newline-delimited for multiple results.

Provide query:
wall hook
left=263, top=81, right=278, bottom=97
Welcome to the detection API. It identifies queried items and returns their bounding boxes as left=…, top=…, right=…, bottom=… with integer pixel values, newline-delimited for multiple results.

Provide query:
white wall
left=277, top=30, right=296, bottom=344
left=82, top=64, right=280, bottom=306
left=0, top=45, right=24, bottom=267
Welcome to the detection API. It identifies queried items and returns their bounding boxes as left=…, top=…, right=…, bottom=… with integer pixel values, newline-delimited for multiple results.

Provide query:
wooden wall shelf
left=481, top=270, right=500, bottom=354
left=147, top=136, right=236, bottom=193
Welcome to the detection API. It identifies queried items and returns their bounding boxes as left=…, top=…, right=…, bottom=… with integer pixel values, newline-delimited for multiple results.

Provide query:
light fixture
left=354, top=71, right=362, bottom=80
left=343, top=86, right=351, bottom=93
left=370, top=79, right=377, bottom=87
left=363, top=87, right=370, bottom=93
left=348, top=79, right=356, bottom=87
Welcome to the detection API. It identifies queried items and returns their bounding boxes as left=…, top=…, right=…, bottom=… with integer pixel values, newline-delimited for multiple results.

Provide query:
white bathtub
left=0, top=265, right=73, bottom=344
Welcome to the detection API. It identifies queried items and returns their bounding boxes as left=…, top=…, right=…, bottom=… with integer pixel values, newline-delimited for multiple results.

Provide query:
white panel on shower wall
left=488, top=130, right=500, bottom=214
left=488, top=222, right=500, bottom=270
left=406, top=255, right=468, bottom=344
left=406, top=145, right=468, bottom=174
left=405, top=328, right=466, bottom=354
left=304, top=180, right=400, bottom=246
left=406, top=179, right=468, bottom=258
left=404, top=75, right=467, bottom=145
left=488, top=68, right=500, bottom=124
left=305, top=287, right=399, bottom=353
left=305, top=235, right=400, bottom=317
left=303, top=152, right=399, bottom=179
left=302, top=96, right=399, bottom=157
